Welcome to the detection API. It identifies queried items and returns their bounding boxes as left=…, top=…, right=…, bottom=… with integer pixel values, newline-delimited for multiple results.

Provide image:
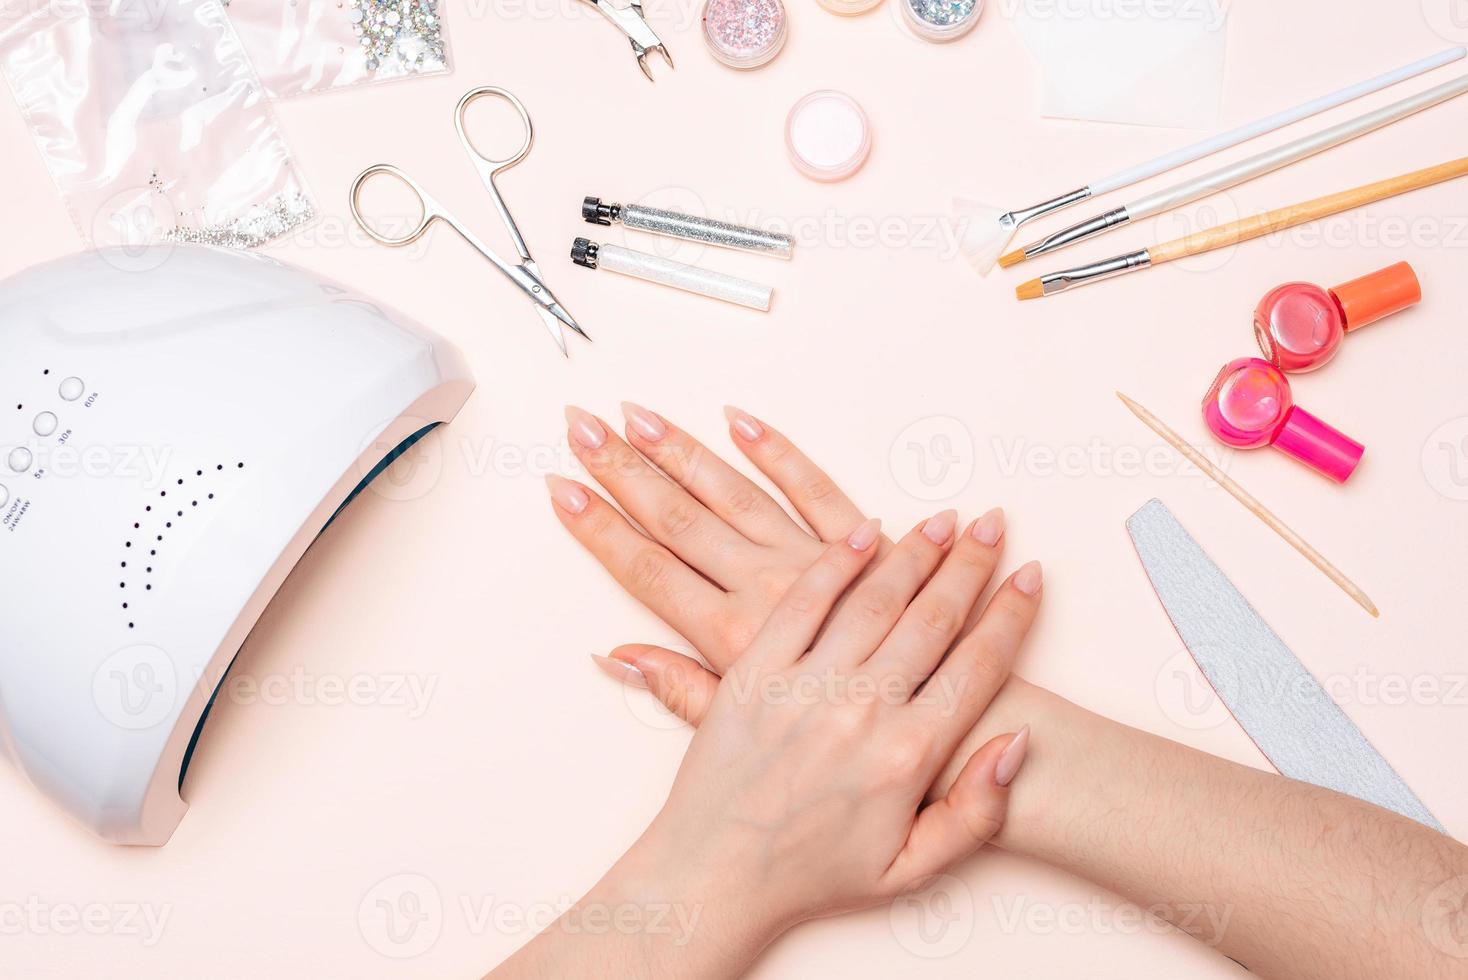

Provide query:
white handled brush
left=1014, top=155, right=1468, bottom=300
left=955, top=46, right=1465, bottom=275
left=1000, top=72, right=1468, bottom=267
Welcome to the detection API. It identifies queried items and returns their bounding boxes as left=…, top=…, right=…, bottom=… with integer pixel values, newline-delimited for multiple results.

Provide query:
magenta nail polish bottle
left=1253, top=261, right=1421, bottom=373
left=1202, top=357, right=1364, bottom=483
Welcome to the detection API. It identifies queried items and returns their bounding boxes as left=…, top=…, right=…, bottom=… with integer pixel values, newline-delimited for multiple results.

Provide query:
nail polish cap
left=1332, top=261, right=1421, bottom=332
left=1275, top=406, right=1364, bottom=484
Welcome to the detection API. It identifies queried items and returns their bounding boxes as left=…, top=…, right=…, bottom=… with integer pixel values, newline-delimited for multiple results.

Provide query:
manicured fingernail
left=565, top=405, right=606, bottom=450
left=546, top=474, right=589, bottom=514
left=1013, top=561, right=1043, bottom=596
left=922, top=509, right=958, bottom=545
left=971, top=507, right=1005, bottom=547
left=847, top=517, right=881, bottom=552
left=622, top=402, right=668, bottom=442
left=995, top=725, right=1030, bottom=787
left=723, top=405, right=764, bottom=442
left=591, top=654, right=647, bottom=689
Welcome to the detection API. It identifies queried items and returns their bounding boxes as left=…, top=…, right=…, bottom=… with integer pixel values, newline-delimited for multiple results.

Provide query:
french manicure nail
left=971, top=507, right=1005, bottom=547
left=622, top=402, right=668, bottom=442
left=591, top=654, right=647, bottom=689
left=565, top=405, right=607, bottom=450
left=1013, top=561, right=1043, bottom=596
left=847, top=517, right=881, bottom=552
left=922, top=509, right=958, bottom=545
left=723, top=405, right=764, bottom=442
left=546, top=474, right=589, bottom=514
left=995, top=725, right=1030, bottom=787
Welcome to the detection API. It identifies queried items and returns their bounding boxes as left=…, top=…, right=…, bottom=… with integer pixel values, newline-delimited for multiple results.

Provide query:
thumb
left=591, top=644, right=721, bottom=728
left=883, top=727, right=1031, bottom=892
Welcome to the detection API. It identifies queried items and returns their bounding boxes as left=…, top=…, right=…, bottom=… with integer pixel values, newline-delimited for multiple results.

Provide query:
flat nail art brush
left=1000, top=72, right=1468, bottom=268
left=953, top=46, right=1465, bottom=275
left=1016, top=155, right=1468, bottom=301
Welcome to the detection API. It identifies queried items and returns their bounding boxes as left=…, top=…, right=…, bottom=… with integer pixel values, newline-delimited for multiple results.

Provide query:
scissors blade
left=521, top=260, right=590, bottom=344
left=535, top=307, right=570, bottom=358
left=547, top=300, right=589, bottom=341
left=432, top=215, right=582, bottom=355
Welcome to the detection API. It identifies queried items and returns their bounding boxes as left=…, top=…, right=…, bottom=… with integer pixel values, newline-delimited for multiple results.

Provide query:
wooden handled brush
left=998, top=74, right=1468, bottom=270
left=1017, top=155, right=1468, bottom=300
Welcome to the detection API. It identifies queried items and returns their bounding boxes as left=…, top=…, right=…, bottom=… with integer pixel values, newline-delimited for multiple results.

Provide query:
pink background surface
left=3, top=0, right=1468, bottom=975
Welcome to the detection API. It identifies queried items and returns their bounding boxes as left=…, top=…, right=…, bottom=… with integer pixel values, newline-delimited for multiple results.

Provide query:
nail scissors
left=349, top=86, right=590, bottom=357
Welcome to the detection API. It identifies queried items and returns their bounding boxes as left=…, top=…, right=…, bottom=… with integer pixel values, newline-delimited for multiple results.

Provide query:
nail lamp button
left=785, top=90, right=872, bottom=182
left=8, top=448, right=33, bottom=473
left=33, top=412, right=58, bottom=437
left=0, top=484, right=8, bottom=507
left=59, top=377, right=85, bottom=401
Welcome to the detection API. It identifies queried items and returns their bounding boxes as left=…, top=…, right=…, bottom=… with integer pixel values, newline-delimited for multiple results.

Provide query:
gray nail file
left=1127, top=499, right=1443, bottom=832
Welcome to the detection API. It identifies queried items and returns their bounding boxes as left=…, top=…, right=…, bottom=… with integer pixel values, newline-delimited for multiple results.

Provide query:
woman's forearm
left=935, top=677, right=1468, bottom=980
left=487, top=829, right=780, bottom=980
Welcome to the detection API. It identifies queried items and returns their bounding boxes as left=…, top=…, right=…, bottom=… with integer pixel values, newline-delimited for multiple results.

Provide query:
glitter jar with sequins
left=701, top=0, right=788, bottom=68
left=900, top=0, right=982, bottom=41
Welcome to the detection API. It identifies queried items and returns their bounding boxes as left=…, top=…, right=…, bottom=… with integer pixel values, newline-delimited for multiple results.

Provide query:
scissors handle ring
left=454, top=86, right=535, bottom=172
left=349, top=164, right=436, bottom=247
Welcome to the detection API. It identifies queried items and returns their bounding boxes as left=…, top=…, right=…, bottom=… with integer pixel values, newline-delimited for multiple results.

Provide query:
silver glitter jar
left=900, top=0, right=982, bottom=42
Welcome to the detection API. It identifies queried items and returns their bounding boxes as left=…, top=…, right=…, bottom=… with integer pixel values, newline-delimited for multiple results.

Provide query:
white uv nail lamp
left=0, top=246, right=474, bottom=845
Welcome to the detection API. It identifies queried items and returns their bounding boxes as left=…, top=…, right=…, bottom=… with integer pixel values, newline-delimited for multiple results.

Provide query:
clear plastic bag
left=0, top=0, right=315, bottom=248
left=226, top=0, right=449, bottom=99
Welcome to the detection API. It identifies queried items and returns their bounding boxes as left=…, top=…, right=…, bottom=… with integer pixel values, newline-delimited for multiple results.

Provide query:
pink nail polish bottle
left=1254, top=261, right=1421, bottom=373
left=1202, top=357, right=1364, bottom=483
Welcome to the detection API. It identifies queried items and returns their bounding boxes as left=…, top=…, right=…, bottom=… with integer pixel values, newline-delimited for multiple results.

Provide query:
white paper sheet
left=1011, top=0, right=1231, bottom=129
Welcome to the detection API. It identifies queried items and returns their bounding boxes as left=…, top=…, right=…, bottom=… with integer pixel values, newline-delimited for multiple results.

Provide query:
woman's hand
left=546, top=403, right=1012, bottom=691
left=495, top=510, right=1039, bottom=979
left=640, top=516, right=1038, bottom=924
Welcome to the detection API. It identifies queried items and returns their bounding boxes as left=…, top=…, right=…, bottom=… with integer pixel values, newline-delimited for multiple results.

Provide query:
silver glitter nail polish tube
left=572, top=239, right=773, bottom=311
left=582, top=197, right=794, bottom=259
